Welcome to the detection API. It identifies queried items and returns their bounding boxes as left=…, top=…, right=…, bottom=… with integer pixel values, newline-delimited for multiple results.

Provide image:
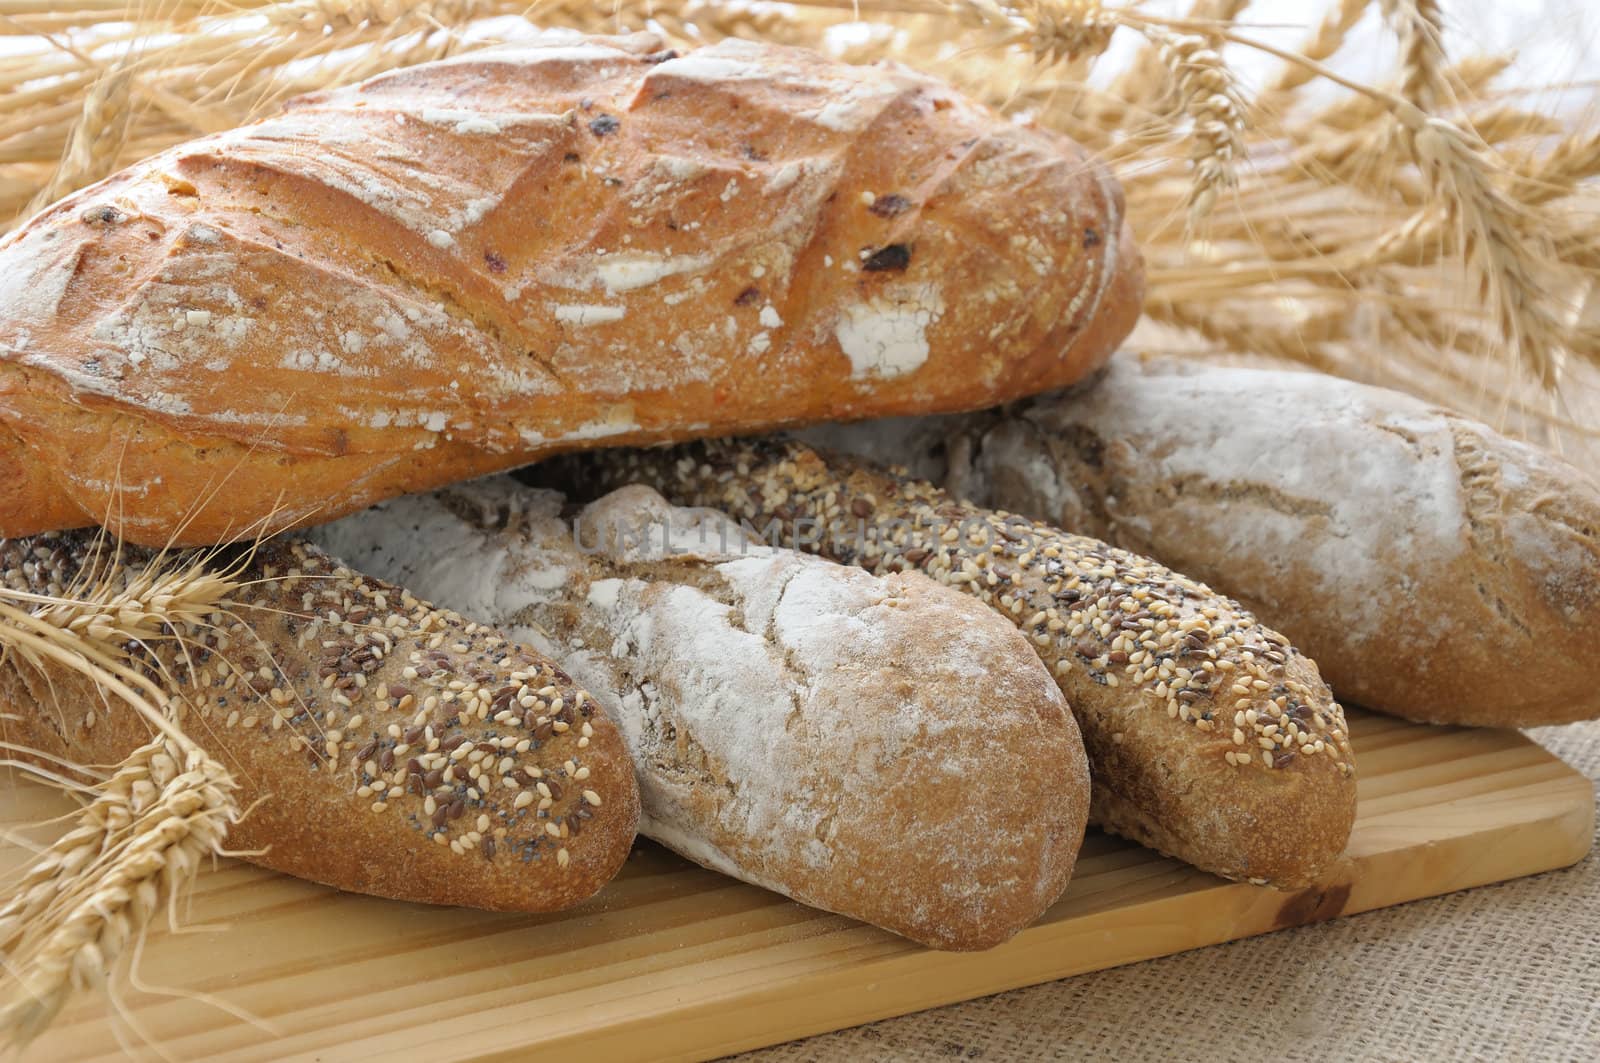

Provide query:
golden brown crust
left=315, top=481, right=1091, bottom=950
left=0, top=32, right=1142, bottom=547
left=551, top=438, right=1358, bottom=888
left=0, top=533, right=640, bottom=910
left=0, top=419, right=76, bottom=533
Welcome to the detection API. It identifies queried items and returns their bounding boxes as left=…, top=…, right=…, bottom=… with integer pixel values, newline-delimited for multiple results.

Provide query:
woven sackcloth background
left=734, top=721, right=1600, bottom=1062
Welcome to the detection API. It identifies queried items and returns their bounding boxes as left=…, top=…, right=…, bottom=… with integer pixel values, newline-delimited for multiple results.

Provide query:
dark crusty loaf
left=313, top=479, right=1091, bottom=949
left=814, top=355, right=1600, bottom=726
left=552, top=439, right=1359, bottom=888
left=0, top=30, right=1140, bottom=547
left=0, top=533, right=639, bottom=910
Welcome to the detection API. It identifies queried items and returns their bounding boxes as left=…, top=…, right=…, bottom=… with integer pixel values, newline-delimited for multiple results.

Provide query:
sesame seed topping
left=565, top=437, right=1355, bottom=792
left=0, top=533, right=619, bottom=882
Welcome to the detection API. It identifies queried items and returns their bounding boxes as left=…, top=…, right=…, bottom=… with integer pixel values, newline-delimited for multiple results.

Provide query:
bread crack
left=1162, top=473, right=1338, bottom=524
left=365, top=251, right=565, bottom=388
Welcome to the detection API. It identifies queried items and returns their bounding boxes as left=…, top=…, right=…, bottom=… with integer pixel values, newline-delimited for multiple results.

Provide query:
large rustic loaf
left=313, top=479, right=1091, bottom=950
left=813, top=355, right=1600, bottom=726
left=0, top=533, right=640, bottom=910
left=553, top=439, right=1359, bottom=888
left=0, top=30, right=1141, bottom=548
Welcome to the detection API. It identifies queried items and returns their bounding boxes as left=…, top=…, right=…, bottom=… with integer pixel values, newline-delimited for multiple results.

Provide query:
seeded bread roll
left=0, top=29, right=1141, bottom=548
left=0, top=533, right=639, bottom=910
left=552, top=440, right=1359, bottom=888
left=312, top=479, right=1090, bottom=950
left=815, top=355, right=1600, bottom=726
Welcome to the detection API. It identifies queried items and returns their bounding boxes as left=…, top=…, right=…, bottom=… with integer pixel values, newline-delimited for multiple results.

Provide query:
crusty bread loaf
left=312, top=479, right=1090, bottom=950
left=0, top=30, right=1142, bottom=548
left=0, top=533, right=639, bottom=910
left=816, top=355, right=1600, bottom=727
left=553, top=439, right=1359, bottom=888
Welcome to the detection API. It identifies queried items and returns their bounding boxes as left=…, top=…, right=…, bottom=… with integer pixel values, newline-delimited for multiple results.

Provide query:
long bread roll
left=313, top=480, right=1090, bottom=950
left=0, top=533, right=639, bottom=910
left=552, top=440, right=1359, bottom=888
left=812, top=355, right=1600, bottom=726
left=0, top=30, right=1141, bottom=548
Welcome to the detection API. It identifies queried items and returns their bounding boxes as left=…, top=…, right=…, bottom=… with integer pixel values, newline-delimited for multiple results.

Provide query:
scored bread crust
left=0, top=533, right=640, bottom=911
left=313, top=480, right=1091, bottom=950
left=555, top=439, right=1359, bottom=889
left=0, top=30, right=1142, bottom=547
left=915, top=356, right=1600, bottom=727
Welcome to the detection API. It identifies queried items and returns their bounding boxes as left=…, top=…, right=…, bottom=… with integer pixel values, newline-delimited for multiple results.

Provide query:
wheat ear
left=30, top=554, right=236, bottom=650
left=1106, top=0, right=1249, bottom=111
left=1138, top=26, right=1247, bottom=228
left=1382, top=0, right=1449, bottom=111
left=1510, top=130, right=1600, bottom=206
left=1396, top=117, right=1568, bottom=388
left=1008, top=0, right=1119, bottom=65
left=1263, top=0, right=1372, bottom=102
left=1371, top=1, right=1570, bottom=390
left=851, top=1, right=1119, bottom=67
left=0, top=547, right=245, bottom=1048
left=23, top=66, right=135, bottom=217
left=0, top=738, right=237, bottom=1049
left=1199, top=24, right=1579, bottom=390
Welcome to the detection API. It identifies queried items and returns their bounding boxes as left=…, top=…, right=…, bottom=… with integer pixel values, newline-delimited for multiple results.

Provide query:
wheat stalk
left=28, top=556, right=236, bottom=649
left=0, top=737, right=237, bottom=1050
left=1510, top=129, right=1600, bottom=205
left=0, top=0, right=1595, bottom=430
left=1310, top=4, right=1575, bottom=390
left=0, top=544, right=246, bottom=1047
left=1108, top=0, right=1249, bottom=113
left=1383, top=0, right=1449, bottom=112
left=1143, top=294, right=1350, bottom=369
left=1262, top=0, right=1371, bottom=103
left=1143, top=26, right=1247, bottom=228
left=23, top=65, right=136, bottom=216
left=1397, top=117, right=1567, bottom=387
left=1170, top=14, right=1590, bottom=396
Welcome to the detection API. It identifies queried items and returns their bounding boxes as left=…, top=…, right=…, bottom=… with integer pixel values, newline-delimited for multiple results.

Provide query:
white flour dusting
left=647, top=42, right=770, bottom=84
left=312, top=477, right=1079, bottom=947
left=834, top=283, right=944, bottom=379
left=593, top=253, right=712, bottom=294
left=420, top=108, right=503, bottom=134
left=553, top=303, right=626, bottom=326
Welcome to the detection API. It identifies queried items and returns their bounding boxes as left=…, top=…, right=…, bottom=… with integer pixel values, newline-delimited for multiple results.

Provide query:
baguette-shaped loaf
left=826, top=356, right=1600, bottom=726
left=0, top=533, right=639, bottom=910
left=313, top=480, right=1090, bottom=950
left=555, top=440, right=1358, bottom=888
left=0, top=30, right=1141, bottom=547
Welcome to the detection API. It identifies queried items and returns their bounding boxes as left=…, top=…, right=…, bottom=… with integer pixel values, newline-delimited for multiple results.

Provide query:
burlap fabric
left=736, top=722, right=1600, bottom=1061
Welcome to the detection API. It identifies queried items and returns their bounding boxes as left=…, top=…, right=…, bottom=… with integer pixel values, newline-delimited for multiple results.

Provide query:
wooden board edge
left=457, top=768, right=1596, bottom=1063
left=6, top=729, right=1593, bottom=1063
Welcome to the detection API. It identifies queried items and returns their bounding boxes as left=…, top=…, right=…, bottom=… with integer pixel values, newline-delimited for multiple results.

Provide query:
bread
left=311, top=479, right=1091, bottom=950
left=0, top=532, right=640, bottom=910
left=821, top=355, right=1600, bottom=727
left=551, top=439, right=1359, bottom=888
left=0, top=30, right=1142, bottom=548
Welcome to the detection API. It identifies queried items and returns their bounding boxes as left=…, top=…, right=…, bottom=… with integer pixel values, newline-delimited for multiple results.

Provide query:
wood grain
left=2, top=709, right=1591, bottom=1062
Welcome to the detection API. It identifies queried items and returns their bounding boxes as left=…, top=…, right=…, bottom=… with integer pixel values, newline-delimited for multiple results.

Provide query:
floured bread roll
left=551, top=438, right=1360, bottom=889
left=807, top=354, right=1600, bottom=727
left=314, top=479, right=1091, bottom=950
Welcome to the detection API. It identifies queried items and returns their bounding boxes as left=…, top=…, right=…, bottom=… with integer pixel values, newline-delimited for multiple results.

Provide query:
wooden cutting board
left=3, top=708, right=1592, bottom=1062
